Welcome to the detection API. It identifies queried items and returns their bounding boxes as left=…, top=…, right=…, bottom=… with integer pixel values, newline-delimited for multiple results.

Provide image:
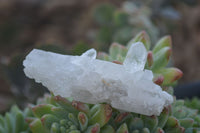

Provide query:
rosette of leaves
left=97, top=31, right=182, bottom=87
left=25, top=95, right=200, bottom=133
left=26, top=94, right=114, bottom=133
left=172, top=99, right=200, bottom=132
left=185, top=97, right=200, bottom=114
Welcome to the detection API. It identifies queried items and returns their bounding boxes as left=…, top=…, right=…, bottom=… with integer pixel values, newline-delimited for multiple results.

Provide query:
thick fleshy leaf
left=78, top=112, right=88, bottom=131
left=156, top=68, right=183, bottom=86
left=29, top=119, right=46, bottom=133
left=154, top=127, right=164, bottom=133
left=41, top=114, right=59, bottom=129
left=173, top=108, right=187, bottom=119
left=141, top=115, right=158, bottom=132
left=72, top=101, right=90, bottom=115
left=51, top=107, right=68, bottom=119
left=164, top=116, right=179, bottom=129
left=185, top=128, right=200, bottom=133
left=114, top=112, right=130, bottom=124
left=100, top=125, right=115, bottom=133
left=97, top=52, right=109, bottom=61
left=25, top=117, right=35, bottom=124
left=158, top=107, right=170, bottom=128
left=114, top=112, right=131, bottom=128
left=116, top=123, right=129, bottom=133
left=85, top=123, right=100, bottom=133
left=164, top=126, right=185, bottom=133
left=147, top=51, right=153, bottom=67
left=15, top=111, right=25, bottom=133
left=50, top=122, right=60, bottom=133
left=141, top=128, right=150, bottom=133
left=89, top=104, right=112, bottom=127
left=53, top=96, right=78, bottom=115
left=153, top=75, right=164, bottom=85
left=68, top=113, right=79, bottom=126
left=5, top=113, right=12, bottom=133
left=109, top=43, right=128, bottom=60
left=128, top=117, right=144, bottom=131
left=151, top=47, right=172, bottom=71
left=179, top=118, right=194, bottom=128
left=153, top=36, right=172, bottom=54
left=127, top=31, right=151, bottom=50
left=32, top=104, right=54, bottom=118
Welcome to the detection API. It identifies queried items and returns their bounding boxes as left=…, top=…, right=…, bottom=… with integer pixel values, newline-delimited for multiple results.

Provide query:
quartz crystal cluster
left=23, top=42, right=173, bottom=116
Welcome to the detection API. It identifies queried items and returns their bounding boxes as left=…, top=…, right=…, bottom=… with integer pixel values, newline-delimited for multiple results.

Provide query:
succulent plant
left=24, top=32, right=183, bottom=133
left=185, top=97, right=200, bottom=113
left=25, top=96, right=200, bottom=133
left=26, top=94, right=113, bottom=133
left=0, top=105, right=32, bottom=133
left=97, top=31, right=182, bottom=87
left=1, top=31, right=200, bottom=133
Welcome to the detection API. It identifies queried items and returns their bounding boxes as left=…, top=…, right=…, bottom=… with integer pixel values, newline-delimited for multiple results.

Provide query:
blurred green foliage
left=72, top=41, right=90, bottom=55
left=93, top=3, right=159, bottom=51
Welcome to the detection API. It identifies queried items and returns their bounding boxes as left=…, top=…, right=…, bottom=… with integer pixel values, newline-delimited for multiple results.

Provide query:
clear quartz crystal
left=123, top=42, right=147, bottom=73
left=23, top=42, right=173, bottom=116
left=81, top=48, right=97, bottom=59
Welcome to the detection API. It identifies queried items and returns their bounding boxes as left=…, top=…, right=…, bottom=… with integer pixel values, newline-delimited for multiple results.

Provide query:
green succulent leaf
left=128, top=117, right=144, bottom=131
left=151, top=47, right=172, bottom=71
left=153, top=36, right=172, bottom=54
left=116, top=123, right=128, bottom=133
left=41, top=114, right=59, bottom=130
left=141, top=128, right=150, bottom=133
left=156, top=68, right=183, bottom=86
left=32, top=104, right=54, bottom=118
left=85, top=123, right=100, bottom=133
left=100, top=125, right=115, bottom=133
left=78, top=112, right=88, bottom=131
left=97, top=52, right=109, bottom=61
left=109, top=43, right=127, bottom=61
left=179, top=118, right=194, bottom=128
left=89, top=104, right=112, bottom=128
left=29, top=119, right=46, bottom=133
left=158, top=107, right=170, bottom=128
left=141, top=115, right=158, bottom=132
left=127, top=31, right=151, bottom=50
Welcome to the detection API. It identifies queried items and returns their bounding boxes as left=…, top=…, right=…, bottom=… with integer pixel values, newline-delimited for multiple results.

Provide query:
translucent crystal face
left=23, top=42, right=173, bottom=116
left=81, top=48, right=97, bottom=59
left=123, top=42, right=147, bottom=73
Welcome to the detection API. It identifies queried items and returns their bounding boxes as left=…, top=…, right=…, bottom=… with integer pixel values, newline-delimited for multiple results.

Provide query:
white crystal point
left=124, top=42, right=147, bottom=73
left=81, top=48, right=97, bottom=59
left=23, top=47, right=173, bottom=116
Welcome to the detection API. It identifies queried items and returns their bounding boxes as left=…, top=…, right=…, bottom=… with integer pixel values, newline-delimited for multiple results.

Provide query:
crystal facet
left=124, top=42, right=147, bottom=73
left=23, top=42, right=173, bottom=116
